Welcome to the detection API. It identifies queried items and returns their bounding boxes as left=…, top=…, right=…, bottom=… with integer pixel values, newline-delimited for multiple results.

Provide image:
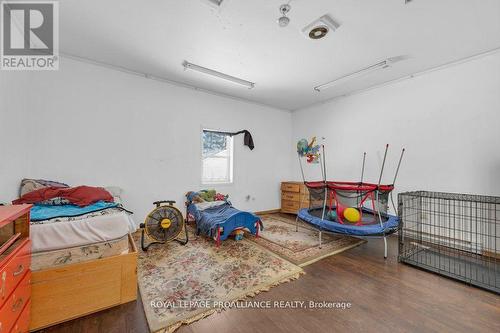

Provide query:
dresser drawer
left=281, top=199, right=299, bottom=211
left=281, top=183, right=301, bottom=193
left=282, top=191, right=309, bottom=203
left=281, top=191, right=300, bottom=202
left=0, top=272, right=30, bottom=333
left=0, top=240, right=31, bottom=306
left=9, top=300, right=30, bottom=333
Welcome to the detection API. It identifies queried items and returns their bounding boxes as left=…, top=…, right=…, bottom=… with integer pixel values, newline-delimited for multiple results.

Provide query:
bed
left=30, top=203, right=136, bottom=253
left=30, top=204, right=136, bottom=267
left=13, top=181, right=139, bottom=331
left=186, top=199, right=262, bottom=246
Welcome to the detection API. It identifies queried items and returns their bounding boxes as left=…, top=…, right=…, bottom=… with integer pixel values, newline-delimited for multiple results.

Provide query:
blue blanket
left=30, top=201, right=118, bottom=221
left=188, top=202, right=260, bottom=241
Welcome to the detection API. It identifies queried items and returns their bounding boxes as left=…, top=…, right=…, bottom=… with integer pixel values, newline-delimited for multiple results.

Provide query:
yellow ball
left=344, top=208, right=361, bottom=223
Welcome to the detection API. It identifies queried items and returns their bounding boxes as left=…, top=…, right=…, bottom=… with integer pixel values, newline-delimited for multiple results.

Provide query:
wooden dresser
left=280, top=181, right=310, bottom=214
left=0, top=204, right=32, bottom=333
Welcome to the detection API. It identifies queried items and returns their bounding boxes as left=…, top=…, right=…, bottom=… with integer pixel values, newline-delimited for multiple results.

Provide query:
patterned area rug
left=251, top=215, right=366, bottom=267
left=135, top=229, right=304, bottom=333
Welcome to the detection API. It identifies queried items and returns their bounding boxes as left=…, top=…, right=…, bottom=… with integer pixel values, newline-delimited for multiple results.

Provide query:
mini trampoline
left=295, top=139, right=405, bottom=258
left=298, top=206, right=399, bottom=237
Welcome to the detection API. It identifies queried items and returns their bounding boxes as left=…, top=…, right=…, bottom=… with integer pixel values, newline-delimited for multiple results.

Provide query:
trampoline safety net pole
left=392, top=148, right=406, bottom=185
left=390, top=148, right=406, bottom=214
left=376, top=144, right=389, bottom=230
left=296, top=153, right=306, bottom=231
left=360, top=152, right=366, bottom=184
left=321, top=145, right=327, bottom=221
left=358, top=152, right=367, bottom=207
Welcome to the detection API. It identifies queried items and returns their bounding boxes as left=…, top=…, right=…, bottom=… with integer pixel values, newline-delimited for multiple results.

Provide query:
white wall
left=3, top=51, right=499, bottom=220
left=0, top=58, right=292, bottom=220
left=292, top=52, right=500, bottom=203
left=0, top=72, right=33, bottom=201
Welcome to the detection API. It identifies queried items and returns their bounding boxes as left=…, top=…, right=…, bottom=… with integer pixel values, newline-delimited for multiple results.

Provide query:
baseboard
left=254, top=209, right=281, bottom=215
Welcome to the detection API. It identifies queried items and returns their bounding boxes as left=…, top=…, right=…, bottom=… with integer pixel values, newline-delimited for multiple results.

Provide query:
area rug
left=251, top=214, right=366, bottom=267
left=135, top=229, right=304, bottom=333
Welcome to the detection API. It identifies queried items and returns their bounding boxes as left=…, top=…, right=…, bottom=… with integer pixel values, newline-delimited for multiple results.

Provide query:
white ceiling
left=59, top=0, right=500, bottom=110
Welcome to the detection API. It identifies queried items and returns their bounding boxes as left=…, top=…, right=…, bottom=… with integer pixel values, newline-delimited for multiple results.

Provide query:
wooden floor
left=38, top=213, right=500, bottom=333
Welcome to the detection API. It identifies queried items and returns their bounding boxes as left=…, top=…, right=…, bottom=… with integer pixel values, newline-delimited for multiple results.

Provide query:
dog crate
left=398, top=191, right=499, bottom=294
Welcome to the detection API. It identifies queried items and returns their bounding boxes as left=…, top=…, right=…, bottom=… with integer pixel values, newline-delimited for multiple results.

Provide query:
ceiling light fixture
left=202, top=0, right=224, bottom=7
left=183, top=61, right=255, bottom=89
left=314, top=56, right=407, bottom=92
left=278, top=4, right=291, bottom=27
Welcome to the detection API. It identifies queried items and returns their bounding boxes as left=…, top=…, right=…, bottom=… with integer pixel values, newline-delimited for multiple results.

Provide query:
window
left=202, top=130, right=233, bottom=184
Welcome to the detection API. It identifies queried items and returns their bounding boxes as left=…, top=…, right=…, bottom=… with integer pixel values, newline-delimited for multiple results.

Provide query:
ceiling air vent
left=302, top=15, right=340, bottom=40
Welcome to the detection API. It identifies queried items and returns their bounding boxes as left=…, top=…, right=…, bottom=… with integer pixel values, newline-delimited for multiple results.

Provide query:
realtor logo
left=1, top=1, right=59, bottom=70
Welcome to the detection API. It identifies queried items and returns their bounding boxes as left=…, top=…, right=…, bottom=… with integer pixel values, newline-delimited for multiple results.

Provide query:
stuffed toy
left=215, top=193, right=229, bottom=201
left=199, top=189, right=217, bottom=202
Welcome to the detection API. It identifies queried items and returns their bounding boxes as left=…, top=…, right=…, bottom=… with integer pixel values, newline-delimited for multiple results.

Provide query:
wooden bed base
left=29, top=234, right=138, bottom=331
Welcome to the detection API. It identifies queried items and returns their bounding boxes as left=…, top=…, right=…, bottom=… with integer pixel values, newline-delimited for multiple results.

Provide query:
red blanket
left=13, top=185, right=114, bottom=207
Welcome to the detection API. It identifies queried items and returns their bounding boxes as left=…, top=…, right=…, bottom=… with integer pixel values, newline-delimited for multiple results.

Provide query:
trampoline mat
left=298, top=208, right=399, bottom=237
left=308, top=207, right=389, bottom=225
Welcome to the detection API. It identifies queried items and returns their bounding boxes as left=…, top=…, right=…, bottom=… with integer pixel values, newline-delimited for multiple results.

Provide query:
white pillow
left=195, top=201, right=226, bottom=211
left=105, top=186, right=124, bottom=204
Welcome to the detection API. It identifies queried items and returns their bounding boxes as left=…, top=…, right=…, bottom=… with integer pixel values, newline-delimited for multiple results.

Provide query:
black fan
left=140, top=200, right=188, bottom=251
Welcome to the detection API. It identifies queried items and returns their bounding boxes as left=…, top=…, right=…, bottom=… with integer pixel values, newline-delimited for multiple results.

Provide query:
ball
left=343, top=207, right=361, bottom=223
left=327, top=210, right=337, bottom=221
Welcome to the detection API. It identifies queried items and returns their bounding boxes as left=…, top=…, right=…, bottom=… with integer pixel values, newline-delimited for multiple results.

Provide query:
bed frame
left=29, top=233, right=138, bottom=331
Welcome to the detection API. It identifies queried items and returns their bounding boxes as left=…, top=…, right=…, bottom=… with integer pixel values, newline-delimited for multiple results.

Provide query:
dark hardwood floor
left=38, top=214, right=500, bottom=333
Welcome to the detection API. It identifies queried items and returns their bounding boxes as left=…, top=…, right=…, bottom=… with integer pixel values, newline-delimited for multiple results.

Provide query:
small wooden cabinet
left=280, top=182, right=309, bottom=214
left=0, top=204, right=32, bottom=333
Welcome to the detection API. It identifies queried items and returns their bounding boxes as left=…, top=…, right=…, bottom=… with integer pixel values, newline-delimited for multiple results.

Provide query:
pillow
left=105, top=186, right=124, bottom=204
left=104, top=186, right=123, bottom=198
left=195, top=201, right=227, bottom=211
left=20, top=178, right=69, bottom=197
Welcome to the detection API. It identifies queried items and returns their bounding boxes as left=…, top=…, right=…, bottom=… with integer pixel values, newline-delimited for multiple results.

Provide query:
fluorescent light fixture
left=314, top=56, right=407, bottom=92
left=183, top=61, right=255, bottom=89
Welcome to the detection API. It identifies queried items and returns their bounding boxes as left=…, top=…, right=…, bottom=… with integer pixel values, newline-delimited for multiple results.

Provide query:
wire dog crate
left=398, top=191, right=500, bottom=294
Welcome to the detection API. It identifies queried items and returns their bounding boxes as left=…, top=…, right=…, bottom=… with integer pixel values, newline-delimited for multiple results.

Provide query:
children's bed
left=187, top=199, right=262, bottom=246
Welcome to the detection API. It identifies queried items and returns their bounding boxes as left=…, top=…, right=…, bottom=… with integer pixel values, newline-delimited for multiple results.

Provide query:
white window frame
left=201, top=128, right=234, bottom=185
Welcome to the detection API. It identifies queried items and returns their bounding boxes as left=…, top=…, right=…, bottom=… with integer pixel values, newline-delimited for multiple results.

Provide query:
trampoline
left=295, top=139, right=405, bottom=258
left=298, top=206, right=399, bottom=237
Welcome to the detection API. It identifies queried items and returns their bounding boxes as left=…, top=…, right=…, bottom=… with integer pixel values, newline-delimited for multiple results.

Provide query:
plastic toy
left=297, top=137, right=321, bottom=164
left=232, top=229, right=244, bottom=241
left=343, top=207, right=361, bottom=223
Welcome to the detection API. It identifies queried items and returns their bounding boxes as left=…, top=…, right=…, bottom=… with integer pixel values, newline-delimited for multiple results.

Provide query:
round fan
left=140, top=200, right=188, bottom=251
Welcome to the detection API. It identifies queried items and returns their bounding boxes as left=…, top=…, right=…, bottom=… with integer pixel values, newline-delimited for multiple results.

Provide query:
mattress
left=30, top=207, right=137, bottom=253
left=31, top=234, right=130, bottom=271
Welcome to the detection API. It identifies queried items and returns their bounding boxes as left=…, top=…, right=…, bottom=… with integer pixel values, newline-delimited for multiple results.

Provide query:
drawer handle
left=12, top=297, right=24, bottom=312
left=13, top=264, right=24, bottom=277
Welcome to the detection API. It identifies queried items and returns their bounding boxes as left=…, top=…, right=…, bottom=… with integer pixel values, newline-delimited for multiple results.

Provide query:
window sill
left=201, top=182, right=233, bottom=186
